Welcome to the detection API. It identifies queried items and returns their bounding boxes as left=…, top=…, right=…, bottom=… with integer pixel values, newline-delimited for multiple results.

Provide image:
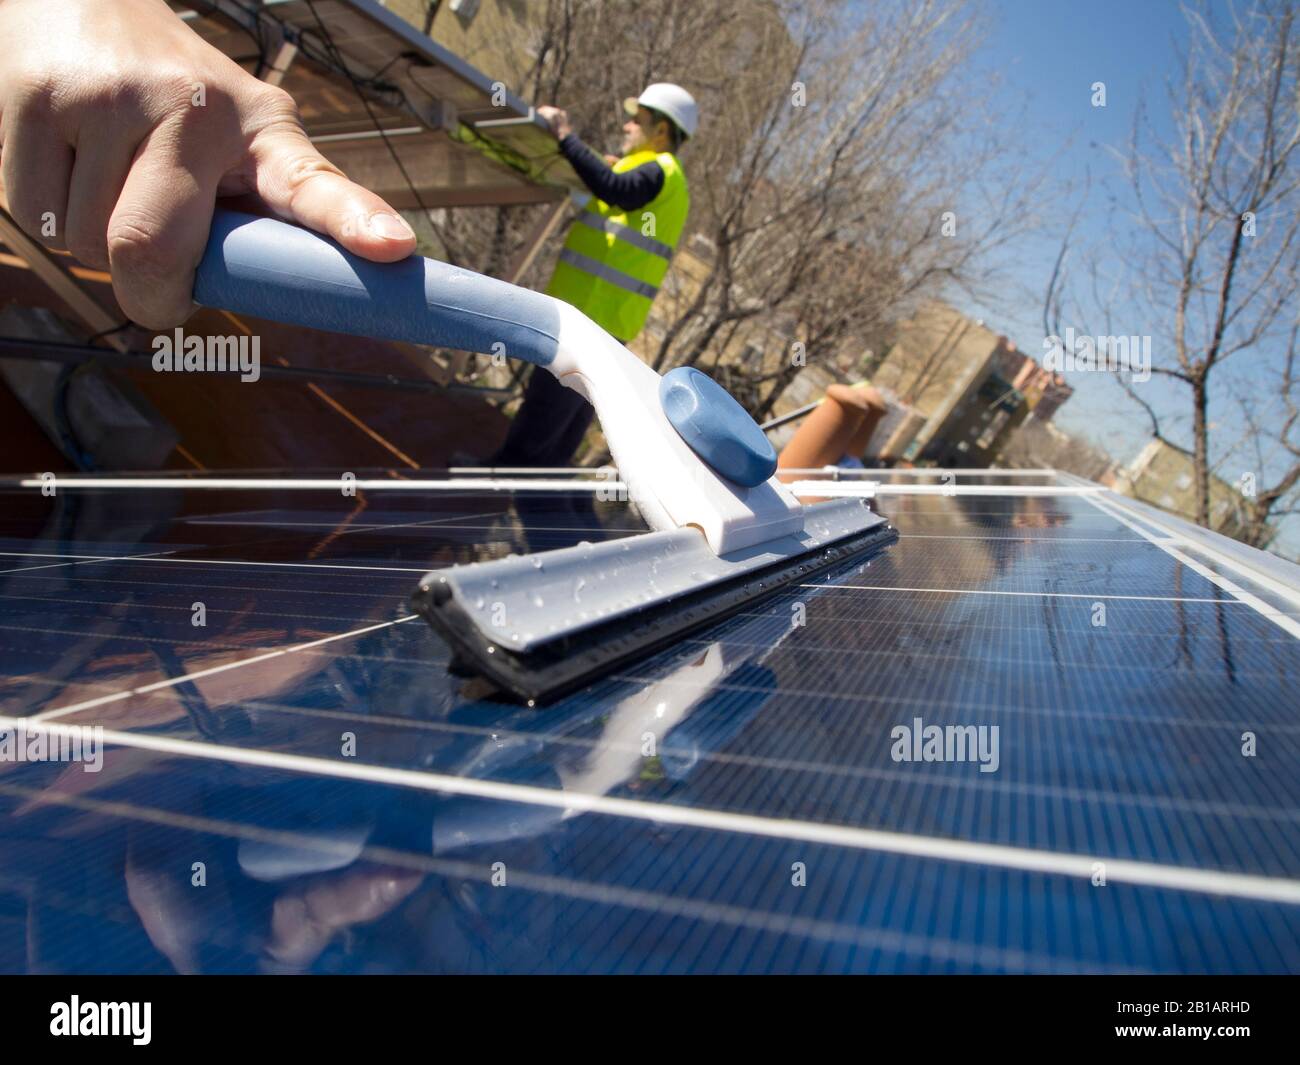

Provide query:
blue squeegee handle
left=194, top=208, right=562, bottom=367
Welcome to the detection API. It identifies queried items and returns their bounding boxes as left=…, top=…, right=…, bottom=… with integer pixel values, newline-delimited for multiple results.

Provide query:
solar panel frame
left=169, top=0, right=583, bottom=207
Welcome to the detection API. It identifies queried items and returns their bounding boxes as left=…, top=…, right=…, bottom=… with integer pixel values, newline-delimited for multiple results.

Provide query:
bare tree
left=640, top=0, right=1049, bottom=420
left=1000, top=415, right=1116, bottom=482
left=1228, top=318, right=1300, bottom=548
left=1079, top=1, right=1300, bottom=532
left=423, top=0, right=1053, bottom=419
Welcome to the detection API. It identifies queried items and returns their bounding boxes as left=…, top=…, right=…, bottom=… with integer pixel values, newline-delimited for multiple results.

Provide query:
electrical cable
left=300, top=0, right=458, bottom=265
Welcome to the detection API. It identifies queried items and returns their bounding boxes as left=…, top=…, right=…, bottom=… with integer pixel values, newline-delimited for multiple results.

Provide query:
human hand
left=0, top=0, right=417, bottom=328
left=536, top=104, right=573, bottom=140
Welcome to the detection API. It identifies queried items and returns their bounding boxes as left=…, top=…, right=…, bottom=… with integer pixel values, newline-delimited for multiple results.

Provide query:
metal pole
left=759, top=400, right=821, bottom=432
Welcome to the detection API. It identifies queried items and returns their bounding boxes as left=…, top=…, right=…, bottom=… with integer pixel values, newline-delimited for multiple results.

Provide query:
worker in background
left=488, top=83, right=697, bottom=468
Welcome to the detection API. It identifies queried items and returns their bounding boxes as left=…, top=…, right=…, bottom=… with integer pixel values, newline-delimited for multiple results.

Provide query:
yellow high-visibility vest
left=545, top=148, right=689, bottom=342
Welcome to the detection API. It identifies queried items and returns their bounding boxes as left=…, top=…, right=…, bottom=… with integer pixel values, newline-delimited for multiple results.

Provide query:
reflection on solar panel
left=1, top=471, right=1298, bottom=973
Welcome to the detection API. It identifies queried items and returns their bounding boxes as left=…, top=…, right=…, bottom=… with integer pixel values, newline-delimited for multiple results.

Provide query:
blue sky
left=960, top=0, right=1193, bottom=457
left=946, top=0, right=1300, bottom=554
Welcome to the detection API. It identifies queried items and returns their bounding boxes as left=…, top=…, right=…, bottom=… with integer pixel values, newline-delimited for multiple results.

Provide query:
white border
left=2, top=713, right=1297, bottom=905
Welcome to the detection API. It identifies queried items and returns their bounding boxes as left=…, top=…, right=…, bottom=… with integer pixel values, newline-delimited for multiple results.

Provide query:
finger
left=0, top=109, right=73, bottom=249
left=64, top=121, right=149, bottom=269
left=249, top=121, right=416, bottom=263
left=107, top=129, right=221, bottom=328
left=266, top=867, right=420, bottom=970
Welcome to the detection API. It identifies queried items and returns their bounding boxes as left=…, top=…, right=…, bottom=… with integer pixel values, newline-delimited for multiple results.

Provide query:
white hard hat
left=623, top=82, right=699, bottom=139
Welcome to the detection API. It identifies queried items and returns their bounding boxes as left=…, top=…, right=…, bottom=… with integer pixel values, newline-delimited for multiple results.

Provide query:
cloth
left=489, top=367, right=595, bottom=468
left=558, top=133, right=664, bottom=211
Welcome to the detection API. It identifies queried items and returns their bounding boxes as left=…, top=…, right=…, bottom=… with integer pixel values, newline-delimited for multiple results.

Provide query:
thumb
left=247, top=120, right=416, bottom=262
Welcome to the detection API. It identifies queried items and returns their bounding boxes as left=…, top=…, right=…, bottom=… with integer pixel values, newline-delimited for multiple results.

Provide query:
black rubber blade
left=410, top=521, right=897, bottom=705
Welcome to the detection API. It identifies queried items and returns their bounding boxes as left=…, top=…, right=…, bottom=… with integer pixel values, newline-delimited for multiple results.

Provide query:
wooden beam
left=503, top=197, right=569, bottom=284
left=262, top=38, right=299, bottom=88
left=387, top=341, right=454, bottom=388
left=0, top=203, right=129, bottom=351
left=375, top=185, right=566, bottom=209
left=0, top=251, right=111, bottom=284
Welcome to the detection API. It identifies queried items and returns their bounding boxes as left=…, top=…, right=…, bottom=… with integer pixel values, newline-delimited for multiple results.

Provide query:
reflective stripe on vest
left=557, top=248, right=659, bottom=299
left=545, top=148, right=689, bottom=342
left=575, top=209, right=675, bottom=259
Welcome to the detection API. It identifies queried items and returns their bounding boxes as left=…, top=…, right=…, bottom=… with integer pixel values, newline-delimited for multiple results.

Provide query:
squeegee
left=195, top=209, right=896, bottom=703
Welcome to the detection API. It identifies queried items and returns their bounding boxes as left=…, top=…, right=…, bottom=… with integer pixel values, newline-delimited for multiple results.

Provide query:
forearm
left=559, top=134, right=664, bottom=212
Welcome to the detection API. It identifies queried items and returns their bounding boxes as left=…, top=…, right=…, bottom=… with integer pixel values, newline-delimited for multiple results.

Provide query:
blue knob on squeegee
left=659, top=366, right=777, bottom=487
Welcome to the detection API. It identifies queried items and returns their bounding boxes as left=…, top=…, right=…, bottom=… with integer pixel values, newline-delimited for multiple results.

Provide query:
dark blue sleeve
left=559, top=134, right=665, bottom=212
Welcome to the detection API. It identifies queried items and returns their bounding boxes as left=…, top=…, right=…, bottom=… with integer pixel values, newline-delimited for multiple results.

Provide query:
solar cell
left=0, top=474, right=1298, bottom=973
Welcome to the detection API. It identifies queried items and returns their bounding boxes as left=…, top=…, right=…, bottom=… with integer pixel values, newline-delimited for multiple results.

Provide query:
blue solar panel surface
left=0, top=475, right=1297, bottom=973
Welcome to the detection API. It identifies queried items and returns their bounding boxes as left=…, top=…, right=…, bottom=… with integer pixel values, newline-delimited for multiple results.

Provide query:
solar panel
left=171, top=0, right=582, bottom=208
left=1, top=473, right=1298, bottom=973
